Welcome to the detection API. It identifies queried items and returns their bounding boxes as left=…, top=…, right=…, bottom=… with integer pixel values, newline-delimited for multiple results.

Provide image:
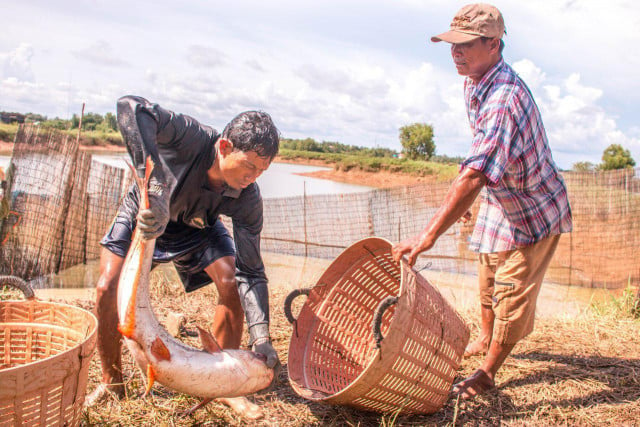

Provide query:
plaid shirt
left=460, top=59, right=572, bottom=253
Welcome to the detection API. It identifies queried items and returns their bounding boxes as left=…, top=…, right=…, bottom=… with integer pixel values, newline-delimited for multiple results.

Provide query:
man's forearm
left=117, top=96, right=161, bottom=172
left=236, top=277, right=270, bottom=345
left=420, top=167, right=486, bottom=246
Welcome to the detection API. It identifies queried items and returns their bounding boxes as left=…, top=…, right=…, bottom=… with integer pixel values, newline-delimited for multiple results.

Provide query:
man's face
left=450, top=38, right=498, bottom=83
left=219, top=140, right=272, bottom=190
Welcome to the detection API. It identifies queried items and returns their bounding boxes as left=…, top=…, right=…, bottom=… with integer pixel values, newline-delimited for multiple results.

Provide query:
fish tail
left=126, top=156, right=155, bottom=210
left=142, top=156, right=154, bottom=209
left=118, top=156, right=155, bottom=338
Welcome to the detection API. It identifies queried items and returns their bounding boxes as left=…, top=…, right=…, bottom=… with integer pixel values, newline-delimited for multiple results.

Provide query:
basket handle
left=372, top=296, right=398, bottom=348
left=0, top=275, right=35, bottom=299
left=283, top=288, right=311, bottom=324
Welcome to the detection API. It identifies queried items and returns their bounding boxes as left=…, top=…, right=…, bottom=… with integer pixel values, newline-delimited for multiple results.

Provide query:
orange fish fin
left=197, top=326, right=223, bottom=353
left=145, top=364, right=156, bottom=396
left=117, top=323, right=130, bottom=338
left=151, top=337, right=172, bottom=361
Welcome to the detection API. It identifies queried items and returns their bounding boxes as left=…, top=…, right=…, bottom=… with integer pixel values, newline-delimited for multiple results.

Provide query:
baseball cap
left=431, top=3, right=505, bottom=44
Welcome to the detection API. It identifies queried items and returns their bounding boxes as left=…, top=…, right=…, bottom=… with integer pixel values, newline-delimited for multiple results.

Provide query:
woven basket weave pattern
left=288, top=238, right=469, bottom=415
left=0, top=299, right=97, bottom=427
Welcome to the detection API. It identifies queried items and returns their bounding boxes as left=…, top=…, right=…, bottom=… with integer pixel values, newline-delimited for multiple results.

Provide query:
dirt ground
left=0, top=141, right=13, bottom=153
left=3, top=141, right=639, bottom=425
left=275, top=158, right=443, bottom=189
left=20, top=252, right=639, bottom=426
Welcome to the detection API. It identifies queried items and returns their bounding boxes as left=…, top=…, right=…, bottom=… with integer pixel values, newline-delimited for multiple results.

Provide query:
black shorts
left=101, top=216, right=235, bottom=293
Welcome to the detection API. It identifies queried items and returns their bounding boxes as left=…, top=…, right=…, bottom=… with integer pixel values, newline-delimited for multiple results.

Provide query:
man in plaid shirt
left=392, top=3, right=572, bottom=399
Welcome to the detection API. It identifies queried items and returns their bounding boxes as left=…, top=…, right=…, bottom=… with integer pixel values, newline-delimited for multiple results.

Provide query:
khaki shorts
left=478, top=234, right=561, bottom=345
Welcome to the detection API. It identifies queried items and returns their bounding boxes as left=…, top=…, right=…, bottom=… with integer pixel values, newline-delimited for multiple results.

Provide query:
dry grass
left=4, top=269, right=639, bottom=426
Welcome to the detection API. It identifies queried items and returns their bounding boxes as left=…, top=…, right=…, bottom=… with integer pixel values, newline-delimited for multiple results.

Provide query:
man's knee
left=216, top=275, right=241, bottom=305
left=96, top=249, right=124, bottom=298
left=205, top=256, right=240, bottom=302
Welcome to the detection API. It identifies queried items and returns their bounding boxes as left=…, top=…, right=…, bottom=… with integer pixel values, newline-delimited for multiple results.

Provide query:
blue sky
left=1, top=0, right=638, bottom=169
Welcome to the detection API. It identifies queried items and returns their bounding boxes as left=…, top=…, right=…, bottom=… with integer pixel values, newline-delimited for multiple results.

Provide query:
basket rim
left=0, top=298, right=98, bottom=375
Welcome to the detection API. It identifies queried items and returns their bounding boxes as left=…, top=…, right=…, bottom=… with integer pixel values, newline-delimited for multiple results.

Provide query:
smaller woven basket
left=0, top=276, right=97, bottom=427
left=284, top=237, right=470, bottom=414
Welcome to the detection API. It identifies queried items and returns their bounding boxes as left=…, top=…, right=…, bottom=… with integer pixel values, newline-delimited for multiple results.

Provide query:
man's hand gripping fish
left=117, top=157, right=274, bottom=401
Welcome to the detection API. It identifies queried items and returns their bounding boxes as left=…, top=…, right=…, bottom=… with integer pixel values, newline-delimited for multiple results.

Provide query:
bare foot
left=452, top=369, right=495, bottom=399
left=464, top=337, right=490, bottom=357
left=217, top=396, right=264, bottom=420
left=84, top=382, right=125, bottom=407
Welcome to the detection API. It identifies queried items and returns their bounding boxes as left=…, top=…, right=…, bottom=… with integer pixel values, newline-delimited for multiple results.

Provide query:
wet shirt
left=460, top=59, right=572, bottom=253
left=115, top=95, right=269, bottom=333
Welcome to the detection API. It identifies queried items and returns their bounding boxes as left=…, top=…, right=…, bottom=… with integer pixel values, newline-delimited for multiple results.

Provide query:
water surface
left=1, top=154, right=372, bottom=198
left=91, top=154, right=371, bottom=198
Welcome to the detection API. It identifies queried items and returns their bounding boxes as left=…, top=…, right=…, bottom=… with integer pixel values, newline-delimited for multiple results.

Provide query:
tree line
left=572, top=144, right=636, bottom=172
left=11, top=112, right=119, bottom=133
left=2, top=110, right=635, bottom=170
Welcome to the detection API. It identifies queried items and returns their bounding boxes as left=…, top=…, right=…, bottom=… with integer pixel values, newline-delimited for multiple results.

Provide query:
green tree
left=71, top=112, right=104, bottom=131
left=399, top=123, right=435, bottom=160
left=600, top=144, right=636, bottom=170
left=104, top=112, right=118, bottom=131
left=572, top=161, right=595, bottom=172
left=24, top=113, right=48, bottom=123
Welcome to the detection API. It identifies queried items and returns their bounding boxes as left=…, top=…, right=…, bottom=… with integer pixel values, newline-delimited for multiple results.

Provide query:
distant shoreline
left=0, top=141, right=431, bottom=188
left=0, top=140, right=127, bottom=156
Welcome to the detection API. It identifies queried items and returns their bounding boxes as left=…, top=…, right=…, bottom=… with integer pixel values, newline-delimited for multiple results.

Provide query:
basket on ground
left=284, top=237, right=470, bottom=414
left=0, top=276, right=97, bottom=427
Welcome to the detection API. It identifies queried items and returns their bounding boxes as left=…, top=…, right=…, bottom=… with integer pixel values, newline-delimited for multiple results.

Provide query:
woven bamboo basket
left=284, top=237, right=470, bottom=414
left=0, top=275, right=97, bottom=427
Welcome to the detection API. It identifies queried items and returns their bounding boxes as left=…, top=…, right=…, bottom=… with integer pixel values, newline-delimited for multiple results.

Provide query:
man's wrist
left=252, top=337, right=270, bottom=346
left=248, top=323, right=270, bottom=346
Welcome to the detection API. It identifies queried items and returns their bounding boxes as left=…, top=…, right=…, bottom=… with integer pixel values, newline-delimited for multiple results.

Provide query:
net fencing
left=1, top=125, right=638, bottom=289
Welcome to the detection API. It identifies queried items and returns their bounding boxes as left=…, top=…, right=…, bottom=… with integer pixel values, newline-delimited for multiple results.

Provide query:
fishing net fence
left=1, top=125, right=638, bottom=289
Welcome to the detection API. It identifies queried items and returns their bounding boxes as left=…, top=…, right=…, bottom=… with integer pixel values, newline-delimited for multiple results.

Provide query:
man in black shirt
left=87, top=95, right=280, bottom=418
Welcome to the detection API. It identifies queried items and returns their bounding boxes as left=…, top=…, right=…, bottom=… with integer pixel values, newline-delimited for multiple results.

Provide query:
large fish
left=116, top=157, right=274, bottom=400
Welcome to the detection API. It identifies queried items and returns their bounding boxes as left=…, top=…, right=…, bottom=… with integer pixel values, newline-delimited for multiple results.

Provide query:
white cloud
left=525, top=71, right=640, bottom=167
left=72, top=41, right=130, bottom=67
left=186, top=45, right=227, bottom=68
left=512, top=59, right=546, bottom=90
left=1, top=44, right=35, bottom=82
left=0, top=0, right=638, bottom=169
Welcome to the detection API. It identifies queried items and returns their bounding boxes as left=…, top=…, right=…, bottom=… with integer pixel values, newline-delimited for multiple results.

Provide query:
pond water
left=1, top=154, right=371, bottom=199
left=94, top=154, right=372, bottom=199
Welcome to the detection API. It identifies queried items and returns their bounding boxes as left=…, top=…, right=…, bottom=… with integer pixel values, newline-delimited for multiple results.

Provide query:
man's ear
left=218, top=138, right=234, bottom=156
left=490, top=38, right=500, bottom=54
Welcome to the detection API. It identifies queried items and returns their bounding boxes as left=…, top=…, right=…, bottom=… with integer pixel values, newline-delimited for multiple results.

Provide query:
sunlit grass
left=590, top=278, right=640, bottom=319
left=278, top=148, right=459, bottom=180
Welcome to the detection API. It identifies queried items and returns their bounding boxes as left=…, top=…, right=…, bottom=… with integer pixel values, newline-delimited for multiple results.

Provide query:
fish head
left=229, top=350, right=275, bottom=394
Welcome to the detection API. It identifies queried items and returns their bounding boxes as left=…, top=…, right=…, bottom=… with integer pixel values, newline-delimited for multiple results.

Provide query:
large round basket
left=0, top=276, right=97, bottom=427
left=285, top=237, right=470, bottom=414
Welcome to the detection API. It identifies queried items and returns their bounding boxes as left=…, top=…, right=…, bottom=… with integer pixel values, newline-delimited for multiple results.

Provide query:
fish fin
left=145, top=364, right=156, bottom=396
left=150, top=336, right=172, bottom=361
left=180, top=398, right=213, bottom=417
left=197, top=326, right=223, bottom=353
